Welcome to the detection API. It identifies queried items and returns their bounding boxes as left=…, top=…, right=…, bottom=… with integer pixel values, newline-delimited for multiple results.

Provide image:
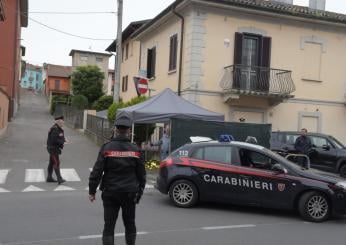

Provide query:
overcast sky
left=22, top=0, right=346, bottom=68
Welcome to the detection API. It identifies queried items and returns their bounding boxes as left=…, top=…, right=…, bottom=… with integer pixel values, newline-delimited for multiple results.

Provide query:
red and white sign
left=137, top=78, right=148, bottom=94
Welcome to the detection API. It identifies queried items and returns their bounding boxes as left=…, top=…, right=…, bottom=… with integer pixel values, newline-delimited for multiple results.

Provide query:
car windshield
left=329, top=136, right=345, bottom=149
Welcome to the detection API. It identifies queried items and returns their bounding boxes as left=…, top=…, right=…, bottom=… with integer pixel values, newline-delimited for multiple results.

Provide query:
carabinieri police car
left=156, top=140, right=346, bottom=222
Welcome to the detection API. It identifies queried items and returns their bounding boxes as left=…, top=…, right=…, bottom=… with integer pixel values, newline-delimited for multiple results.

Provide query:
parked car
left=270, top=131, right=346, bottom=177
left=156, top=141, right=346, bottom=222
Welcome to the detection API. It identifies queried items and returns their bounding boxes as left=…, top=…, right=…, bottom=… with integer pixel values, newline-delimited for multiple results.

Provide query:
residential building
left=21, top=64, right=43, bottom=91
left=43, top=63, right=71, bottom=104
left=0, top=0, right=28, bottom=136
left=107, top=69, right=115, bottom=96
left=106, top=20, right=150, bottom=101
left=69, top=50, right=112, bottom=94
left=120, top=0, right=346, bottom=144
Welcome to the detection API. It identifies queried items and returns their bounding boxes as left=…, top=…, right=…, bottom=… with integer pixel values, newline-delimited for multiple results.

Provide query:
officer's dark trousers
left=48, top=153, right=63, bottom=180
left=102, top=191, right=136, bottom=245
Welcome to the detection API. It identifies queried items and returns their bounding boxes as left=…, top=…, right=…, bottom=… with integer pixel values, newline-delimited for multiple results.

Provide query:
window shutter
left=234, top=32, right=243, bottom=65
left=147, top=49, right=152, bottom=78
left=261, top=37, right=271, bottom=68
left=151, top=47, right=156, bottom=77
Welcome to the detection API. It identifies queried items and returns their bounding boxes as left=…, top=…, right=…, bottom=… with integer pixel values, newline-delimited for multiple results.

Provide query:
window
left=169, top=34, right=178, bottom=71
left=233, top=32, right=271, bottom=92
left=240, top=149, right=278, bottom=170
left=310, top=136, right=330, bottom=148
left=147, top=47, right=156, bottom=78
left=54, top=80, right=60, bottom=90
left=80, top=55, right=88, bottom=61
left=96, top=57, right=103, bottom=62
left=125, top=43, right=129, bottom=60
left=191, top=146, right=232, bottom=164
left=122, top=75, right=128, bottom=92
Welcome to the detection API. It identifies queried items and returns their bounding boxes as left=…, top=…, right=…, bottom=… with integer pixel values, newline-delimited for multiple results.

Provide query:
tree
left=71, top=95, right=89, bottom=110
left=71, top=65, right=104, bottom=105
left=92, top=95, right=113, bottom=111
left=107, top=96, right=154, bottom=145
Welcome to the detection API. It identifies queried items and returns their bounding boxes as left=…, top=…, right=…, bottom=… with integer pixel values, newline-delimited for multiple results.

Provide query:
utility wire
left=29, top=11, right=117, bottom=15
left=28, top=17, right=115, bottom=41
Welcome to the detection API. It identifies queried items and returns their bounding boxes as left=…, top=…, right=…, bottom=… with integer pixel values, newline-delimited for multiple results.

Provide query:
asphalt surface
left=0, top=91, right=346, bottom=245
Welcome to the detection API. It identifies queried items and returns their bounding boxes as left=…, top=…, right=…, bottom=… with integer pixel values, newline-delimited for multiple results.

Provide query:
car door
left=309, top=136, right=338, bottom=172
left=237, top=148, right=296, bottom=208
left=189, top=145, right=245, bottom=203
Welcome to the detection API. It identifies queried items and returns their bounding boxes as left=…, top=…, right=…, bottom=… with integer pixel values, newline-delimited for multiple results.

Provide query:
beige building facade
left=69, top=50, right=111, bottom=94
left=120, top=0, right=346, bottom=144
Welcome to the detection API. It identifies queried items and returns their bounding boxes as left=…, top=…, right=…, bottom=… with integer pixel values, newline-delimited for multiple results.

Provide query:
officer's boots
left=46, top=165, right=57, bottom=182
left=125, top=234, right=136, bottom=245
left=102, top=236, right=114, bottom=245
left=54, top=168, right=66, bottom=185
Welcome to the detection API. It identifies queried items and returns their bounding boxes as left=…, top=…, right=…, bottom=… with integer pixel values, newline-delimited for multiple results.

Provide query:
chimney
left=271, top=0, right=293, bottom=4
left=309, top=0, right=326, bottom=11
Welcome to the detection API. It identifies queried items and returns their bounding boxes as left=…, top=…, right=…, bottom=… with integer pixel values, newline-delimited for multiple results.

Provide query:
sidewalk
left=0, top=90, right=157, bottom=191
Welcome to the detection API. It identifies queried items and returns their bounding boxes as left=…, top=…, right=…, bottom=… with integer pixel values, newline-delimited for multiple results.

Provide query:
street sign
left=134, top=76, right=148, bottom=96
left=138, top=78, right=148, bottom=94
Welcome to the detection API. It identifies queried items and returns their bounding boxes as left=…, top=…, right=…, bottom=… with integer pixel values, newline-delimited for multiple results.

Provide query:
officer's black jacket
left=89, top=135, right=146, bottom=195
left=47, top=124, right=65, bottom=154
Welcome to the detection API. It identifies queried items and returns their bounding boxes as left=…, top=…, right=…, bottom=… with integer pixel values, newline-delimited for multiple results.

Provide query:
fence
left=85, top=114, right=113, bottom=145
left=55, top=104, right=84, bottom=129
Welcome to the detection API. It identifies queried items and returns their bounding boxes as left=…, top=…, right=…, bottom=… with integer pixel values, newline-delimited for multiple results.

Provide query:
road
left=0, top=91, right=345, bottom=245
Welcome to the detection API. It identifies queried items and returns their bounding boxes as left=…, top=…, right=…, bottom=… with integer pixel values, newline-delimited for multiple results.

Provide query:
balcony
left=220, top=65, right=295, bottom=105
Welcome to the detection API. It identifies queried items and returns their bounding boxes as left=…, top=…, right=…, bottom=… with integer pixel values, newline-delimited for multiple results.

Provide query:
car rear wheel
left=298, top=191, right=330, bottom=222
left=339, top=164, right=346, bottom=178
left=169, top=180, right=198, bottom=208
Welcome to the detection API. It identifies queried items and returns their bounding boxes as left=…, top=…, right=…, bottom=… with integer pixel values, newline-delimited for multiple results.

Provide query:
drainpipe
left=172, top=4, right=184, bottom=96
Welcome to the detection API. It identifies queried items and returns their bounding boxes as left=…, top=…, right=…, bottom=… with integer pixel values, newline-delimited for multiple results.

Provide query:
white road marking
left=202, top=224, right=256, bottom=230
left=54, top=185, right=75, bottom=191
left=11, top=159, right=29, bottom=163
left=22, top=185, right=45, bottom=192
left=0, top=169, right=10, bottom=184
left=0, top=187, right=10, bottom=193
left=25, top=169, right=45, bottom=183
left=79, top=231, right=148, bottom=240
left=60, top=168, right=81, bottom=181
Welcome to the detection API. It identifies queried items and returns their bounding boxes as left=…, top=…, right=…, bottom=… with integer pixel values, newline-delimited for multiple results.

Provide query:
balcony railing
left=220, top=65, right=295, bottom=97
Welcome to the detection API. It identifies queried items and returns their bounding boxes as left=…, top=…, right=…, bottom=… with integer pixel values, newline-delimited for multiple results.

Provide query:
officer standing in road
left=46, top=115, right=67, bottom=184
left=88, top=114, right=146, bottom=245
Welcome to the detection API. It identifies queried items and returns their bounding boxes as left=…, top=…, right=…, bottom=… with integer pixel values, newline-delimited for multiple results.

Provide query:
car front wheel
left=339, top=164, right=346, bottom=178
left=169, top=180, right=198, bottom=208
left=298, top=191, right=330, bottom=222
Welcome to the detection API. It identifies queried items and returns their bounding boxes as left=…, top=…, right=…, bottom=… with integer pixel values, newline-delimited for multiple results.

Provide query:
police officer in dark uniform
left=89, top=114, right=146, bottom=245
left=46, top=115, right=66, bottom=184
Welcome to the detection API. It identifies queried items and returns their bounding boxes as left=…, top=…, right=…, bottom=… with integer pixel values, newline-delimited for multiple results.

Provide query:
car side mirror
left=272, top=164, right=288, bottom=175
left=322, top=145, right=330, bottom=151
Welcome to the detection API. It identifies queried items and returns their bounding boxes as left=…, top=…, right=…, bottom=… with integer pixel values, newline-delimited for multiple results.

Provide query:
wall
left=47, top=76, right=70, bottom=94
left=0, top=89, right=9, bottom=136
left=120, top=40, right=142, bottom=102
left=138, top=16, right=181, bottom=97
left=21, top=67, right=43, bottom=91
